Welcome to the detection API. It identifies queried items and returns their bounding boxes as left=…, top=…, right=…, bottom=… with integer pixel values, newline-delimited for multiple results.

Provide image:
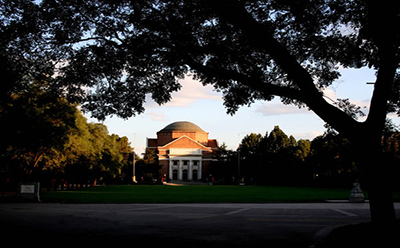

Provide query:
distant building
left=147, top=121, right=218, bottom=181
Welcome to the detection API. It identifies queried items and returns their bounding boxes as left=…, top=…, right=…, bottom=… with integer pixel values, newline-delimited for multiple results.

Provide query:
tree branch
left=207, top=0, right=361, bottom=137
left=185, top=55, right=304, bottom=102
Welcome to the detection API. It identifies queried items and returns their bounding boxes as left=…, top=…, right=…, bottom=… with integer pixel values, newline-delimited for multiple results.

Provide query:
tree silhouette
left=2, top=0, right=399, bottom=223
left=0, top=83, right=77, bottom=186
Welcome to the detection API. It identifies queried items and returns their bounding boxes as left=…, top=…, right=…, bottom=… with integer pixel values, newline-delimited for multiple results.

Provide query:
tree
left=296, top=139, right=311, bottom=163
left=0, top=82, right=77, bottom=182
left=135, top=148, right=159, bottom=182
left=236, top=127, right=311, bottom=185
left=210, top=142, right=238, bottom=183
left=382, top=119, right=400, bottom=158
left=2, top=0, right=399, bottom=223
left=309, top=133, right=361, bottom=187
left=258, top=126, right=304, bottom=185
left=26, top=106, right=134, bottom=185
left=262, top=126, right=291, bottom=154
left=65, top=121, right=133, bottom=184
left=239, top=133, right=263, bottom=159
left=238, top=133, right=263, bottom=181
left=115, top=135, right=134, bottom=181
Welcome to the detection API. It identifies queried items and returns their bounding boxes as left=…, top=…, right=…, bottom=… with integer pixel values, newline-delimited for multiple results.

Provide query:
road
left=1, top=202, right=399, bottom=247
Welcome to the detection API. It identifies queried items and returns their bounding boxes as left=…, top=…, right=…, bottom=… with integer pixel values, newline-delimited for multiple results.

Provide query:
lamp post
left=132, top=151, right=137, bottom=183
left=132, top=133, right=137, bottom=183
left=237, top=134, right=241, bottom=180
left=237, top=146, right=241, bottom=180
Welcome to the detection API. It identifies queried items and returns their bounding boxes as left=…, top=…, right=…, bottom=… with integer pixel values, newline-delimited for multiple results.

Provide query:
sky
left=87, top=67, right=400, bottom=155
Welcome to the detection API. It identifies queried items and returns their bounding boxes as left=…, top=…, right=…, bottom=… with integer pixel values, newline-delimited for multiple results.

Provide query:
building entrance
left=169, top=159, right=202, bottom=181
left=172, top=169, right=178, bottom=180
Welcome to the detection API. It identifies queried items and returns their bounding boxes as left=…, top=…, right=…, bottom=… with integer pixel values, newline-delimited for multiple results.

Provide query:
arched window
left=182, top=169, right=188, bottom=180
left=192, top=169, right=198, bottom=180
left=172, top=169, right=178, bottom=180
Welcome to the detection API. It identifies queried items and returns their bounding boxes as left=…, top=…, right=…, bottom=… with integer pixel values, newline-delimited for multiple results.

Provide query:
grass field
left=41, top=185, right=359, bottom=203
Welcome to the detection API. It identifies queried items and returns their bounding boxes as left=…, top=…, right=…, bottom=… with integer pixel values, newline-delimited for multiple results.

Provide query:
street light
left=132, top=133, right=137, bottom=183
left=132, top=151, right=137, bottom=183
left=237, top=146, right=240, bottom=179
left=237, top=133, right=241, bottom=181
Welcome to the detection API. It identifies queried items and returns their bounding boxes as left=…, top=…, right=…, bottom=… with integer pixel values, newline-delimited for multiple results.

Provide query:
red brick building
left=147, top=121, right=218, bottom=181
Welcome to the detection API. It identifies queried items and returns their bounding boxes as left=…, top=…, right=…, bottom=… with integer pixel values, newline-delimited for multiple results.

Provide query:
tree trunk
left=368, top=180, right=396, bottom=224
left=356, top=136, right=396, bottom=224
left=366, top=159, right=396, bottom=223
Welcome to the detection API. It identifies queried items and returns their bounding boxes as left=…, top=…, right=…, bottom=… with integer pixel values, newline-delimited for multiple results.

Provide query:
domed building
left=147, top=121, right=218, bottom=181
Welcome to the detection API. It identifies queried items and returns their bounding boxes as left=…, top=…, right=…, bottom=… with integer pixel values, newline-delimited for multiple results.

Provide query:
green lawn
left=42, top=185, right=357, bottom=203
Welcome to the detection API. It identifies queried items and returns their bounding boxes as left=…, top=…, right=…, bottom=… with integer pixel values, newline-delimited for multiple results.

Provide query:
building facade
left=147, top=121, right=218, bottom=181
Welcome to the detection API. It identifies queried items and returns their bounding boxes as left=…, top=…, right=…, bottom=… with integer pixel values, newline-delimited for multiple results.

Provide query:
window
left=193, top=170, right=198, bottom=180
left=173, top=160, right=178, bottom=166
left=193, top=161, right=198, bottom=166
left=183, top=160, right=188, bottom=166
left=172, top=169, right=178, bottom=180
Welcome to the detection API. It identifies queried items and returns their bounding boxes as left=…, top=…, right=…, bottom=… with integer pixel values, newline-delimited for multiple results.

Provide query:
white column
left=169, top=159, right=173, bottom=180
left=198, top=160, right=202, bottom=180
left=178, top=160, right=182, bottom=180
left=188, top=160, right=193, bottom=180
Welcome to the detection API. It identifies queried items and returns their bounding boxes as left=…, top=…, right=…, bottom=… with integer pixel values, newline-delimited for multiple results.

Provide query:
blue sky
left=88, top=67, right=400, bottom=155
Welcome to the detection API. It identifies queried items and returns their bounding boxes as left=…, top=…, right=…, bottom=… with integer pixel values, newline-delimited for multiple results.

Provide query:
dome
left=159, top=121, right=205, bottom=133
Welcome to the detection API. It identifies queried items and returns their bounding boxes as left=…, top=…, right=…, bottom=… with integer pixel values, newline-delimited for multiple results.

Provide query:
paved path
left=1, top=203, right=399, bottom=247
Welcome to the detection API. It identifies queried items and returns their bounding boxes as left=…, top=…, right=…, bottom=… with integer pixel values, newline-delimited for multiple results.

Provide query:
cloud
left=322, top=88, right=370, bottom=119
left=144, top=76, right=222, bottom=109
left=166, top=77, right=221, bottom=107
left=146, top=112, right=169, bottom=122
left=322, top=88, right=339, bottom=102
left=254, top=89, right=339, bottom=117
left=293, top=131, right=324, bottom=140
left=255, top=100, right=312, bottom=116
left=255, top=88, right=370, bottom=118
left=143, top=75, right=372, bottom=121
